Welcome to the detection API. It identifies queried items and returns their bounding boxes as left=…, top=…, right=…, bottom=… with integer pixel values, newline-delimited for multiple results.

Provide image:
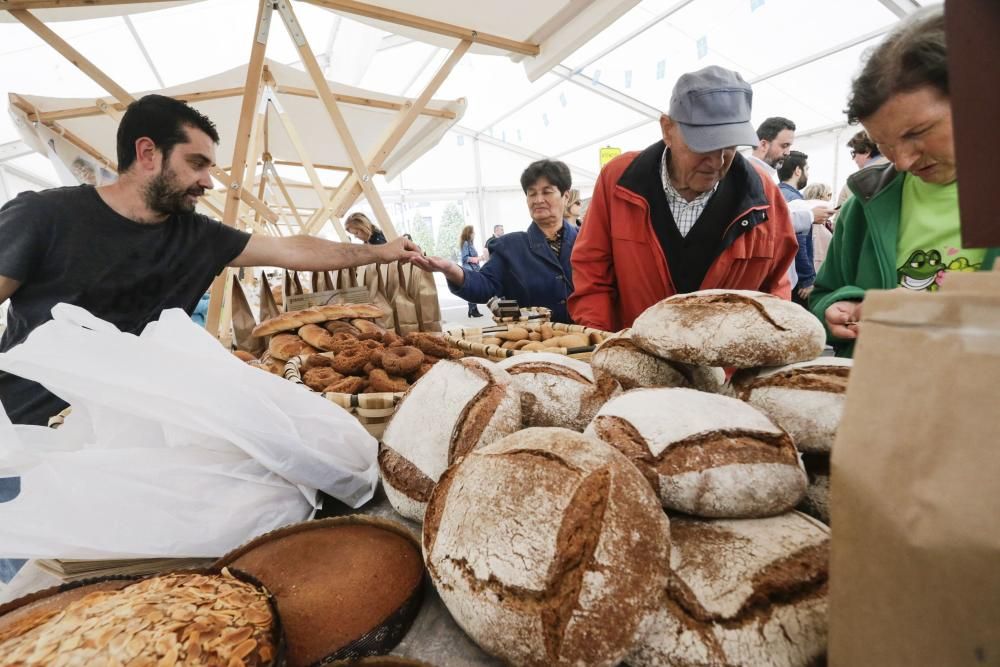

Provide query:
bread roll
left=298, top=323, right=338, bottom=351
left=423, top=428, right=671, bottom=667
left=232, top=350, right=257, bottom=363
left=496, top=352, right=620, bottom=431
left=252, top=304, right=385, bottom=337
left=797, top=452, right=830, bottom=524
left=378, top=358, right=521, bottom=522
left=631, top=290, right=825, bottom=368
left=268, top=333, right=317, bottom=361
left=629, top=512, right=829, bottom=667
left=591, top=329, right=725, bottom=392
left=732, top=358, right=851, bottom=454
left=585, top=388, right=807, bottom=518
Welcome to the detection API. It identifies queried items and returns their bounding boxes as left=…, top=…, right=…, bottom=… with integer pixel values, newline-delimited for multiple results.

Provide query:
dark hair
left=846, top=7, right=947, bottom=123
left=755, top=117, right=796, bottom=142
left=846, top=130, right=880, bottom=156
left=777, top=150, right=808, bottom=181
left=116, top=94, right=219, bottom=172
left=493, top=224, right=504, bottom=233
left=460, top=225, right=475, bottom=249
left=519, top=159, right=572, bottom=194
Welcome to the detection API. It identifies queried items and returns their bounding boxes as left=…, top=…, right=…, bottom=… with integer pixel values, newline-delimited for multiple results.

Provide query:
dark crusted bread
left=423, top=427, right=671, bottom=667
left=631, top=290, right=826, bottom=368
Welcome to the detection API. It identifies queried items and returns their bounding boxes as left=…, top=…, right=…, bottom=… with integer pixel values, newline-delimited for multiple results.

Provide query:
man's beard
left=768, top=155, right=784, bottom=169
left=797, top=173, right=809, bottom=190
left=143, top=166, right=203, bottom=216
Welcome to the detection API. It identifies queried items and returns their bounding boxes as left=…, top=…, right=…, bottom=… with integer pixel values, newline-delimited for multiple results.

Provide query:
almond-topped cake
left=0, top=569, right=278, bottom=666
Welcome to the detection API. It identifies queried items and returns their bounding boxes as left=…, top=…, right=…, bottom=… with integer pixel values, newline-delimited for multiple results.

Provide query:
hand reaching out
left=825, top=300, right=863, bottom=339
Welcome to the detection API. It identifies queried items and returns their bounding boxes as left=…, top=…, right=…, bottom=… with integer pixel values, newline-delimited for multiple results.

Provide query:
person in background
left=459, top=225, right=483, bottom=317
left=564, top=188, right=583, bottom=227
left=803, top=183, right=835, bottom=273
left=420, top=160, right=578, bottom=323
left=810, top=7, right=1000, bottom=357
left=344, top=212, right=387, bottom=245
left=190, top=291, right=211, bottom=326
left=570, top=66, right=797, bottom=332
left=836, top=130, right=892, bottom=208
left=777, top=150, right=816, bottom=305
left=483, top=224, right=504, bottom=260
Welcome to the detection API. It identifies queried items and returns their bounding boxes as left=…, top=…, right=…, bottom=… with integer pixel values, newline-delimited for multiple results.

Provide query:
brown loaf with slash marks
left=422, top=427, right=671, bottom=667
left=496, top=352, right=621, bottom=431
left=590, top=329, right=725, bottom=392
left=585, top=387, right=807, bottom=518
left=630, top=289, right=826, bottom=368
left=378, top=358, right=521, bottom=522
left=629, top=512, right=830, bottom=667
left=252, top=304, right=385, bottom=337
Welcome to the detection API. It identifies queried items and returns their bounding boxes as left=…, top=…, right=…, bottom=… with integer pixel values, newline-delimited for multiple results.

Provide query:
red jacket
left=569, top=143, right=796, bottom=332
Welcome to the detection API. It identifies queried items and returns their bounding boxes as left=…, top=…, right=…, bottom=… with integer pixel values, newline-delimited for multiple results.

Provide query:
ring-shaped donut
left=403, top=332, right=455, bottom=359
left=368, top=368, right=410, bottom=393
left=381, top=345, right=424, bottom=375
left=323, top=376, right=368, bottom=394
left=331, top=346, right=370, bottom=375
left=303, top=367, right=343, bottom=392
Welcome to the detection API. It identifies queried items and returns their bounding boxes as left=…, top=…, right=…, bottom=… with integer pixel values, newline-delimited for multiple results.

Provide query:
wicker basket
left=447, top=321, right=612, bottom=362
left=284, top=355, right=404, bottom=439
left=490, top=306, right=552, bottom=324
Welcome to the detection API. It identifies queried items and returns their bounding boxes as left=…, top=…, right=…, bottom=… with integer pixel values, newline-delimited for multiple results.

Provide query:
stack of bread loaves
left=248, top=304, right=461, bottom=395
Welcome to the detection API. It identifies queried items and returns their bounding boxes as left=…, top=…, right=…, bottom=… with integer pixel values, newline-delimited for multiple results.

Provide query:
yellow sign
left=599, top=146, right=622, bottom=167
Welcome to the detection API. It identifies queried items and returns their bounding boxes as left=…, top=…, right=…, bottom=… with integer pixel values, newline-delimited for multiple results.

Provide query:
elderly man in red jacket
left=569, top=66, right=797, bottom=332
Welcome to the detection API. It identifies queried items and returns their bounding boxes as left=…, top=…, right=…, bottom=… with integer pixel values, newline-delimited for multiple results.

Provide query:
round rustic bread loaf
left=591, top=329, right=725, bottom=392
left=379, top=358, right=521, bottom=522
left=629, top=511, right=829, bottom=667
left=585, top=388, right=807, bottom=518
left=631, top=289, right=826, bottom=368
left=797, top=452, right=830, bottom=524
left=732, top=357, right=852, bottom=454
left=496, top=352, right=621, bottom=430
left=423, top=427, right=671, bottom=667
left=0, top=570, right=278, bottom=666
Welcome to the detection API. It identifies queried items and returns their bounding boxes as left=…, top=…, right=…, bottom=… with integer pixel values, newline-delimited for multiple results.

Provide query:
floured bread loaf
left=629, top=512, right=829, bottom=667
left=423, top=428, right=670, bottom=667
left=631, top=290, right=825, bottom=368
left=586, top=388, right=807, bottom=518
left=591, top=329, right=725, bottom=392
left=496, top=352, right=620, bottom=430
left=798, top=452, right=830, bottom=524
left=732, top=358, right=852, bottom=454
left=0, top=570, right=278, bottom=666
left=379, top=358, right=521, bottom=522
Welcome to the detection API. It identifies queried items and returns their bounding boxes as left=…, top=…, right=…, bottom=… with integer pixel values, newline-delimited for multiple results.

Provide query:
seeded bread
left=732, top=358, right=852, bottom=454
left=629, top=512, right=829, bottom=667
left=631, top=290, right=826, bottom=368
left=496, top=352, right=621, bottom=430
left=379, top=358, right=521, bottom=522
left=591, top=329, right=725, bottom=392
left=423, top=427, right=671, bottom=667
left=585, top=388, right=807, bottom=518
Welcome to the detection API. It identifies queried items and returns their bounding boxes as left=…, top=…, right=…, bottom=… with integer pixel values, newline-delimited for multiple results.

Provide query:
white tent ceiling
left=0, top=0, right=941, bottom=235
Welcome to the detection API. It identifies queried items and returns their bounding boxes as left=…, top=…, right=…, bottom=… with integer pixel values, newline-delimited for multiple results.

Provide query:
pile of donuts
left=479, top=322, right=604, bottom=351
left=239, top=303, right=461, bottom=395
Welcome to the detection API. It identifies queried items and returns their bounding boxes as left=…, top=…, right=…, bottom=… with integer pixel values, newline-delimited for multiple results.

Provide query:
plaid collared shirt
left=661, top=148, right=719, bottom=237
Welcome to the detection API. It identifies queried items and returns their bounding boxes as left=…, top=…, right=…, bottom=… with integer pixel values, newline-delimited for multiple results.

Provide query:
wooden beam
left=1, top=1, right=170, bottom=9
left=266, top=162, right=306, bottom=231
left=273, top=84, right=456, bottom=119
left=323, top=40, right=470, bottom=225
left=25, top=88, right=249, bottom=124
left=300, top=0, right=540, bottom=56
left=274, top=0, right=397, bottom=239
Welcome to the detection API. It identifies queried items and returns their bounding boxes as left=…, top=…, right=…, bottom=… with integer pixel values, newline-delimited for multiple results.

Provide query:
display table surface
left=1, top=488, right=502, bottom=667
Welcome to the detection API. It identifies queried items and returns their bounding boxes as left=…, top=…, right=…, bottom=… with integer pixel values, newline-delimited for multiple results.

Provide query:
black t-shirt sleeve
left=199, top=215, right=252, bottom=270
left=0, top=191, right=51, bottom=282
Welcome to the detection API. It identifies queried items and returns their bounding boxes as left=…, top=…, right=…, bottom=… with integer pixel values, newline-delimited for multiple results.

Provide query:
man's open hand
left=374, top=236, right=425, bottom=265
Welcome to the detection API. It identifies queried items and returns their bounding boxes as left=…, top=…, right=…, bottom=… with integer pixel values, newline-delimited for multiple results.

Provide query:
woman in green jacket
left=810, top=8, right=1000, bottom=357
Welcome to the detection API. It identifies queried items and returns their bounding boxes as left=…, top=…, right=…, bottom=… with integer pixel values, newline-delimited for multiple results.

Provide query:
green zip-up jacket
left=810, top=163, right=1000, bottom=357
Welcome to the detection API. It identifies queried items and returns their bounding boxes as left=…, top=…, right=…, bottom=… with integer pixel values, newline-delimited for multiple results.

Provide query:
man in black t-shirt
left=0, top=95, right=427, bottom=425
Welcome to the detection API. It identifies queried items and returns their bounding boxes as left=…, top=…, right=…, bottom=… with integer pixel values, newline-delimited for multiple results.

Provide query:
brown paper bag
left=336, top=267, right=359, bottom=290
left=281, top=270, right=306, bottom=312
left=259, top=275, right=281, bottom=323
left=829, top=283, right=1000, bottom=666
left=406, top=264, right=443, bottom=332
left=362, top=263, right=394, bottom=332
left=230, top=278, right=265, bottom=357
left=311, top=270, right=336, bottom=293
left=387, top=261, right=419, bottom=334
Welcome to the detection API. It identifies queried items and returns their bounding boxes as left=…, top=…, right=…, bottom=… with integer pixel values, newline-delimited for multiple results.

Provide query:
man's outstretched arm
left=230, top=234, right=431, bottom=271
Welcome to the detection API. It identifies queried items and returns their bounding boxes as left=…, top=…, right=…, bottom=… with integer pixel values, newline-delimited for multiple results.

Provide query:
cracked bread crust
left=631, top=289, right=826, bottom=368
left=379, top=358, right=520, bottom=523
left=497, top=353, right=622, bottom=431
left=629, top=512, right=829, bottom=667
left=586, top=388, right=806, bottom=518
left=592, top=329, right=726, bottom=392
left=423, top=427, right=670, bottom=667
left=732, top=359, right=853, bottom=454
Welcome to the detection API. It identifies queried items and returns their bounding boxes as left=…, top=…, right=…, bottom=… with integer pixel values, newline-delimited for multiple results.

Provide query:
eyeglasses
left=850, top=150, right=857, bottom=158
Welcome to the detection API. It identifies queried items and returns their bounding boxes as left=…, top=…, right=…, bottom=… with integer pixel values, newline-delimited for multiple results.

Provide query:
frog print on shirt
left=897, top=248, right=982, bottom=291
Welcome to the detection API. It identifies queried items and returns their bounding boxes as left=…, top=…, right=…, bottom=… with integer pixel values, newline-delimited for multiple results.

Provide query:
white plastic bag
left=0, top=305, right=379, bottom=559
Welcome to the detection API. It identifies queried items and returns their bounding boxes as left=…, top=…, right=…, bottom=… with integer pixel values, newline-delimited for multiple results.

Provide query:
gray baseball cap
left=668, top=66, right=758, bottom=153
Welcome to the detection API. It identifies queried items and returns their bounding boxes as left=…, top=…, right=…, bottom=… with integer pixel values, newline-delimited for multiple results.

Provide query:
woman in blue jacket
left=459, top=226, right=484, bottom=317
left=423, top=160, right=578, bottom=323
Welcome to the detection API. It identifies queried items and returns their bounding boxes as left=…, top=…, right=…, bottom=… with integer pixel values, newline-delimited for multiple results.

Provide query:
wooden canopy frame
left=4, top=0, right=479, bottom=340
